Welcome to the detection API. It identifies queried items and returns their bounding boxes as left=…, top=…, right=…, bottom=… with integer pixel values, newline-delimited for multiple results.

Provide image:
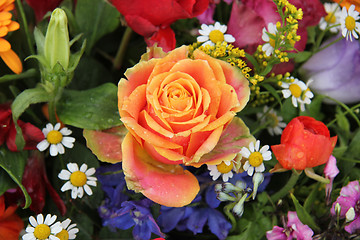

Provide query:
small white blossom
left=240, top=140, right=272, bottom=176
left=197, top=22, right=235, bottom=46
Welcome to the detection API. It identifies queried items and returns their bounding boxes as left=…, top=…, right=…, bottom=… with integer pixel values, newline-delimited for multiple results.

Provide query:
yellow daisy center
left=56, top=229, right=69, bottom=240
left=34, top=224, right=51, bottom=240
left=209, top=30, right=224, bottom=43
left=269, top=34, right=276, bottom=47
left=248, top=152, right=263, bottom=167
left=325, top=12, right=336, bottom=24
left=216, top=161, right=233, bottom=174
left=70, top=171, right=87, bottom=187
left=345, top=16, right=356, bottom=31
left=47, top=130, right=63, bottom=144
left=289, top=83, right=302, bottom=98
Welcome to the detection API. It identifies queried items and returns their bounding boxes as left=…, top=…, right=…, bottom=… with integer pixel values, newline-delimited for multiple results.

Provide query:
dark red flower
left=110, top=0, right=209, bottom=51
left=24, top=0, right=64, bottom=22
left=5, top=151, right=66, bottom=215
left=271, top=116, right=337, bottom=170
left=0, top=103, right=44, bottom=152
left=0, top=195, right=23, bottom=240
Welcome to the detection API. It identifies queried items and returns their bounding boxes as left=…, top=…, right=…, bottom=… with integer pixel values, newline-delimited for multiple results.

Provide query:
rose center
left=70, top=171, right=87, bottom=187
left=47, top=130, right=63, bottom=144
left=216, top=161, right=233, bottom=174
left=56, top=229, right=69, bottom=240
left=345, top=16, right=356, bottom=31
left=325, top=12, right=336, bottom=24
left=249, top=152, right=263, bottom=167
left=209, top=30, right=224, bottom=43
left=289, top=84, right=302, bottom=98
left=34, top=224, right=51, bottom=240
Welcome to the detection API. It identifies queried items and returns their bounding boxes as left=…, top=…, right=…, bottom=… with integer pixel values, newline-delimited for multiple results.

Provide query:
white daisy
left=58, top=163, right=97, bottom=199
left=197, top=21, right=235, bottom=46
left=339, top=5, right=360, bottom=41
left=281, top=77, right=314, bottom=111
left=207, top=160, right=235, bottom=182
left=262, top=22, right=278, bottom=56
left=37, top=123, right=75, bottom=156
left=256, top=106, right=287, bottom=136
left=22, top=214, right=62, bottom=240
left=240, top=140, right=272, bottom=176
left=319, top=3, right=341, bottom=33
left=56, top=219, right=79, bottom=240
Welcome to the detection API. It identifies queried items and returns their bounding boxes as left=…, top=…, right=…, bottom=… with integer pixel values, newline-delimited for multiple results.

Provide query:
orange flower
left=333, top=0, right=360, bottom=12
left=0, top=195, right=24, bottom=240
left=0, top=0, right=23, bottom=74
left=84, top=45, right=253, bottom=207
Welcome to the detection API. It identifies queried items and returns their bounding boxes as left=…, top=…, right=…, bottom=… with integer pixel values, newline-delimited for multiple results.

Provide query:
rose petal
left=122, top=133, right=200, bottom=207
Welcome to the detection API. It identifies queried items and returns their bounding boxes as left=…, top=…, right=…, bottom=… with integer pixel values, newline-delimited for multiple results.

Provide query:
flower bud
left=232, top=194, right=247, bottom=217
left=44, top=8, right=70, bottom=71
left=252, top=172, right=264, bottom=199
left=217, top=192, right=236, bottom=202
left=346, top=207, right=355, bottom=222
left=334, top=203, right=341, bottom=216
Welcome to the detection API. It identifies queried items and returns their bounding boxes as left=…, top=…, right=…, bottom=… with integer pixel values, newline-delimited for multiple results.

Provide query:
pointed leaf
left=290, top=193, right=320, bottom=232
left=0, top=147, right=31, bottom=208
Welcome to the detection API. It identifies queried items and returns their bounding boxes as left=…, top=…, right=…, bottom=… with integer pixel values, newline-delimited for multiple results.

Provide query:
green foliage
left=290, top=193, right=320, bottom=232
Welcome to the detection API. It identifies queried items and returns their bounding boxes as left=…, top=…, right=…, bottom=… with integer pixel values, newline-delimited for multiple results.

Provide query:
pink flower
left=324, top=155, right=339, bottom=204
left=331, top=181, right=360, bottom=234
left=266, top=211, right=314, bottom=240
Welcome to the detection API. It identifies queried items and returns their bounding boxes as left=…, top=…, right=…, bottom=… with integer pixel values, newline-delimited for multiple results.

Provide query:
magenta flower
left=324, top=155, right=339, bottom=204
left=331, top=181, right=360, bottom=234
left=266, top=211, right=314, bottom=240
left=301, top=37, right=360, bottom=104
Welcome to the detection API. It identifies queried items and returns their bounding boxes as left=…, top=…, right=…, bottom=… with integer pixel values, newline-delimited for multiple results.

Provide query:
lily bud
left=217, top=192, right=236, bottom=202
left=44, top=8, right=70, bottom=71
left=252, top=172, right=264, bottom=199
left=232, top=193, right=248, bottom=217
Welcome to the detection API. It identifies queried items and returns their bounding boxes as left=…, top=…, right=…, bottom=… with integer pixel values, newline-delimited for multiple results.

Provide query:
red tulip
left=271, top=116, right=337, bottom=170
left=110, top=0, right=209, bottom=51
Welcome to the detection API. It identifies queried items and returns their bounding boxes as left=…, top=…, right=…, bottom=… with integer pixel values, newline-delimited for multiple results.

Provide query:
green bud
left=44, top=8, right=70, bottom=71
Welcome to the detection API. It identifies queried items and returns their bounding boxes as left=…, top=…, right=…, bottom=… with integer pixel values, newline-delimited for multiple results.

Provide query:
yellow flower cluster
left=0, top=0, right=22, bottom=74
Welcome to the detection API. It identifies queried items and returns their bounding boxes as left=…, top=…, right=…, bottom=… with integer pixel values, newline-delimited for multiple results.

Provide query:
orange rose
left=332, top=0, right=360, bottom=12
left=85, top=45, right=252, bottom=207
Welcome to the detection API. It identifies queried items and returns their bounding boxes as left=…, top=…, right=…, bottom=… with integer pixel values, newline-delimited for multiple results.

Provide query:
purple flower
left=324, top=155, right=339, bottom=204
left=266, top=211, right=314, bottom=240
left=301, top=37, right=360, bottom=104
left=331, top=181, right=360, bottom=234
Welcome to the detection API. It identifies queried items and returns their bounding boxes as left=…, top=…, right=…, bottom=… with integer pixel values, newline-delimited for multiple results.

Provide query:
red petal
left=122, top=133, right=199, bottom=207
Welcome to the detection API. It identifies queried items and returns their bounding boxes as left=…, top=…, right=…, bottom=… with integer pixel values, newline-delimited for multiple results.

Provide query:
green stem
left=224, top=202, right=237, bottom=232
left=316, top=36, right=343, bottom=53
left=324, top=96, right=360, bottom=128
left=270, top=170, right=301, bottom=203
left=15, top=0, right=35, bottom=55
left=48, top=97, right=57, bottom=124
left=113, top=27, right=132, bottom=70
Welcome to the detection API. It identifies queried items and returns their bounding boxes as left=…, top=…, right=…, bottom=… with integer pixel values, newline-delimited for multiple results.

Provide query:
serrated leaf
left=290, top=193, right=320, bottom=231
left=0, top=147, right=31, bottom=208
left=56, top=83, right=122, bottom=130
left=75, top=0, right=120, bottom=53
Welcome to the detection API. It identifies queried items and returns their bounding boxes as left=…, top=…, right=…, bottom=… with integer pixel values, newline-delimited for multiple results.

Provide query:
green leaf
left=262, top=83, right=282, bottom=107
left=346, top=129, right=360, bottom=158
left=11, top=86, right=50, bottom=150
left=245, top=53, right=259, bottom=71
left=290, top=193, right=320, bottom=232
left=302, top=95, right=324, bottom=120
left=303, top=183, right=320, bottom=212
left=75, top=0, right=120, bottom=53
left=293, top=51, right=312, bottom=63
left=0, top=168, right=17, bottom=195
left=0, top=68, right=38, bottom=84
left=336, top=106, right=350, bottom=134
left=56, top=83, right=122, bottom=130
left=0, top=147, right=31, bottom=208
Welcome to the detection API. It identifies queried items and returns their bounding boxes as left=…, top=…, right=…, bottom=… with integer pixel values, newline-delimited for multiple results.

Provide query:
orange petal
left=122, top=133, right=200, bottom=207
left=0, top=38, right=11, bottom=52
left=7, top=21, right=19, bottom=32
left=0, top=48, right=22, bottom=74
left=83, top=126, right=127, bottom=163
left=201, top=111, right=235, bottom=132
left=193, top=49, right=226, bottom=84
left=120, top=84, right=147, bottom=120
left=0, top=11, right=11, bottom=21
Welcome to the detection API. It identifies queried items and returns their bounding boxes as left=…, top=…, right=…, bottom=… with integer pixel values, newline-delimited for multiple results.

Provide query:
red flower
left=271, top=116, right=337, bottom=170
left=110, top=0, right=209, bottom=51
left=0, top=103, right=44, bottom=152
left=5, top=151, right=66, bottom=215
left=0, top=195, right=23, bottom=240
left=24, top=0, right=64, bottom=22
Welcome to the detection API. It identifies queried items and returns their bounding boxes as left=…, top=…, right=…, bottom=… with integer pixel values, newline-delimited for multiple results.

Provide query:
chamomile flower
left=22, top=214, right=62, bottom=240
left=37, top=123, right=75, bottom=156
left=262, top=22, right=278, bottom=56
left=340, top=5, right=360, bottom=41
left=240, top=140, right=272, bottom=176
left=58, top=163, right=97, bottom=199
left=281, top=77, right=314, bottom=111
left=319, top=3, right=341, bottom=33
left=197, top=22, right=235, bottom=46
left=56, top=219, right=79, bottom=240
left=207, top=160, right=235, bottom=182
left=256, top=106, right=287, bottom=136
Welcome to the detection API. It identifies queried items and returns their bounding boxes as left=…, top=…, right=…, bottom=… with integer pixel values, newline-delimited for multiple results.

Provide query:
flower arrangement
left=1, top=0, right=360, bottom=239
